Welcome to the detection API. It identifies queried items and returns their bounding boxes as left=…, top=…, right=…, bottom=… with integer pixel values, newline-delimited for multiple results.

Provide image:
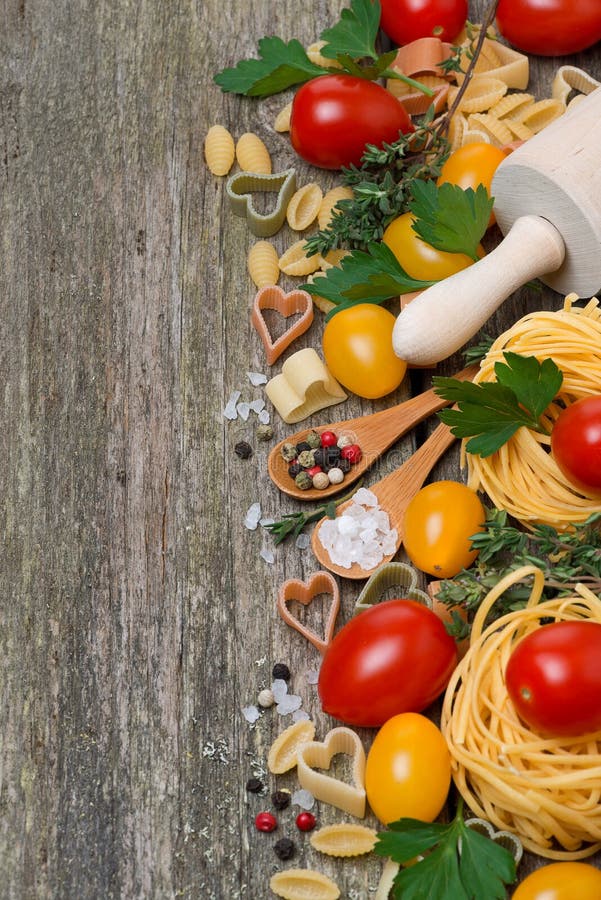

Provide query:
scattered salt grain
left=292, top=789, right=315, bottom=810
left=259, top=517, right=275, bottom=527
left=295, top=533, right=311, bottom=550
left=223, top=390, right=241, bottom=420
left=249, top=398, right=266, bottom=413
left=305, top=669, right=320, bottom=685
left=277, top=693, right=302, bottom=715
left=292, top=709, right=311, bottom=722
left=248, top=372, right=268, bottom=386
left=242, top=705, right=261, bottom=724
left=318, top=494, right=397, bottom=570
left=236, top=401, right=251, bottom=422
left=258, top=409, right=271, bottom=425
left=260, top=548, right=275, bottom=565
left=271, top=679, right=289, bottom=704
left=244, top=502, right=262, bottom=530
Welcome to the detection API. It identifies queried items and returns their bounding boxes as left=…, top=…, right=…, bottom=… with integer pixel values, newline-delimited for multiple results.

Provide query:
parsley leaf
left=409, top=180, right=493, bottom=261
left=300, top=242, right=436, bottom=319
left=319, top=0, right=380, bottom=61
left=433, top=352, right=563, bottom=457
left=214, top=37, right=325, bottom=97
left=375, top=802, right=517, bottom=900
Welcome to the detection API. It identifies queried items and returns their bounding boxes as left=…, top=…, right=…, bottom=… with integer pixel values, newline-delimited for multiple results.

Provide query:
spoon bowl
left=268, top=365, right=476, bottom=501
left=311, top=422, right=456, bottom=579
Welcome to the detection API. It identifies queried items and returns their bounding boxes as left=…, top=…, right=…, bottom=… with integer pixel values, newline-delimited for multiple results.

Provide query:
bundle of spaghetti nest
left=464, top=294, right=601, bottom=529
left=441, top=565, right=601, bottom=860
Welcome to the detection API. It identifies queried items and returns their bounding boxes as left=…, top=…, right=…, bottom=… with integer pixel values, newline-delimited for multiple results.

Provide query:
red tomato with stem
left=550, top=396, right=601, bottom=495
left=290, top=74, right=414, bottom=170
left=496, top=0, right=601, bottom=56
left=505, top=621, right=601, bottom=736
left=380, top=0, right=467, bottom=46
left=318, top=599, right=457, bottom=727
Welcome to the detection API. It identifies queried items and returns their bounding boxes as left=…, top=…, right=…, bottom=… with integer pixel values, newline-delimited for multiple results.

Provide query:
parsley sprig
left=375, top=798, right=517, bottom=900
left=434, top=352, right=563, bottom=457
left=410, top=181, right=493, bottom=261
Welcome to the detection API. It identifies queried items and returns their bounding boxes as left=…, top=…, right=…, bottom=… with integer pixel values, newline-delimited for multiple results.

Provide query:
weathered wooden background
left=1, top=0, right=600, bottom=896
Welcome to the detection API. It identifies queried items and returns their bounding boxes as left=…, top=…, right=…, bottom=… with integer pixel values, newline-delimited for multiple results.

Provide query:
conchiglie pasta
left=204, top=125, right=235, bottom=176
left=286, top=183, right=323, bottom=231
left=248, top=241, right=280, bottom=288
left=278, top=240, right=321, bottom=277
left=317, top=186, right=354, bottom=229
left=236, top=132, right=272, bottom=174
left=306, top=40, right=343, bottom=69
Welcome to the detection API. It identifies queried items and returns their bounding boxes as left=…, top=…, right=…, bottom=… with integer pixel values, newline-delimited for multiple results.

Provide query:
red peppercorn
left=295, top=811, right=316, bottom=832
left=306, top=465, right=323, bottom=478
left=320, top=430, right=338, bottom=448
left=255, top=812, right=277, bottom=833
left=340, top=443, right=362, bottom=465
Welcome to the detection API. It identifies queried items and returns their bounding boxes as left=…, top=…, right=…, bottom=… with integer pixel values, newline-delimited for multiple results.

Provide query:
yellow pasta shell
left=270, top=869, right=340, bottom=900
left=286, top=183, right=323, bottom=231
left=387, top=73, right=447, bottom=99
left=305, top=274, right=336, bottom=315
left=274, top=102, right=292, bottom=133
left=235, top=132, right=272, bottom=174
left=461, top=128, right=492, bottom=147
left=279, top=240, right=321, bottom=277
left=466, top=113, right=513, bottom=147
left=503, top=118, right=534, bottom=142
left=317, top=249, right=350, bottom=270
left=318, top=186, right=354, bottom=229
left=306, top=40, right=343, bottom=69
left=488, top=92, right=534, bottom=120
left=267, top=719, right=316, bottom=774
left=449, top=77, right=507, bottom=114
left=247, top=241, right=280, bottom=288
left=310, top=823, right=377, bottom=858
left=515, top=98, right=565, bottom=133
left=204, top=124, right=235, bottom=176
left=448, top=113, right=467, bottom=152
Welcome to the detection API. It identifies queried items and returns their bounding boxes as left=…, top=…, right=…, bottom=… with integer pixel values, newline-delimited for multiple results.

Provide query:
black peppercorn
left=272, top=662, right=291, bottom=681
left=271, top=790, right=291, bottom=810
left=273, top=837, right=296, bottom=860
left=288, top=461, right=302, bottom=479
left=234, top=441, right=253, bottom=460
left=246, top=777, right=264, bottom=793
left=326, top=445, right=341, bottom=463
left=338, top=457, right=351, bottom=473
left=295, top=441, right=311, bottom=454
left=312, top=447, right=326, bottom=468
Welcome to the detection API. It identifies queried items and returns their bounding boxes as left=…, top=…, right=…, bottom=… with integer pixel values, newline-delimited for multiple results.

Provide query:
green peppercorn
left=257, top=424, right=273, bottom=442
left=295, top=471, right=313, bottom=491
left=297, top=450, right=315, bottom=469
left=281, top=442, right=298, bottom=463
left=306, top=430, right=321, bottom=450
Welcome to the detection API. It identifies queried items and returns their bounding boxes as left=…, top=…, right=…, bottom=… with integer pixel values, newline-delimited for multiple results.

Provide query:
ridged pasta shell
left=449, top=77, right=507, bottom=114
left=515, top=98, right=564, bottom=133
left=279, top=240, right=321, bottom=277
left=503, top=118, right=534, bottom=142
left=248, top=241, right=280, bottom=288
left=489, top=92, right=534, bottom=120
left=236, top=132, right=272, bottom=174
left=204, top=125, right=235, bottom=176
left=310, top=823, right=377, bottom=857
left=286, top=184, right=323, bottom=231
left=305, top=274, right=335, bottom=315
left=306, top=40, right=343, bottom=70
left=317, top=186, right=354, bottom=229
left=317, top=249, right=350, bottom=270
left=267, top=719, right=316, bottom=774
left=466, top=113, right=513, bottom=147
left=270, top=869, right=340, bottom=900
left=274, top=102, right=292, bottom=133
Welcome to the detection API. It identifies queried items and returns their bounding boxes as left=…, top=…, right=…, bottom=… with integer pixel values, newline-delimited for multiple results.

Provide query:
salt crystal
left=271, top=679, right=288, bottom=703
left=353, top=488, right=378, bottom=507
left=277, top=693, right=302, bottom=715
left=295, top=533, right=310, bottom=550
left=259, top=517, right=275, bottom=527
left=292, top=789, right=315, bottom=810
left=223, top=390, right=241, bottom=420
left=244, top=502, right=262, bottom=530
left=305, top=669, right=320, bottom=685
left=242, top=705, right=261, bottom=724
left=249, top=398, right=266, bottom=413
left=248, top=372, right=268, bottom=386
left=258, top=409, right=270, bottom=424
left=338, top=517, right=361, bottom=537
left=260, top=547, right=275, bottom=565
left=236, top=401, right=251, bottom=422
left=292, top=709, right=311, bottom=722
left=318, top=495, right=397, bottom=569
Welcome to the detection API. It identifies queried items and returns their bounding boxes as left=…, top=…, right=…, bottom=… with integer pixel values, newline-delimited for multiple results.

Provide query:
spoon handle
left=376, top=423, right=455, bottom=515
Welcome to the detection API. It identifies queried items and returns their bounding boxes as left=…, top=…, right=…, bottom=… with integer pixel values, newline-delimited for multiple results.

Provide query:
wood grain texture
left=1, top=1, right=600, bottom=897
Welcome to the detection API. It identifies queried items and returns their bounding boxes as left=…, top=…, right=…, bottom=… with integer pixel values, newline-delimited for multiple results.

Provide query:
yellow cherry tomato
left=383, top=212, right=480, bottom=281
left=512, top=862, right=601, bottom=900
left=322, top=304, right=407, bottom=399
left=403, top=480, right=486, bottom=578
left=365, top=712, right=451, bottom=825
left=437, top=142, right=506, bottom=227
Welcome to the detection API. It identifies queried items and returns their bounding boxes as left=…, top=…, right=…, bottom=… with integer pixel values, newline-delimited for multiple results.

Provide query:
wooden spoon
left=268, top=365, right=476, bottom=501
left=311, top=422, right=455, bottom=579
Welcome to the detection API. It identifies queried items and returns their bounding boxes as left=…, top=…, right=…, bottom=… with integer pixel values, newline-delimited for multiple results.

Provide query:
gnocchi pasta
left=235, top=132, right=272, bottom=174
left=247, top=241, right=279, bottom=288
left=204, top=124, right=235, bottom=176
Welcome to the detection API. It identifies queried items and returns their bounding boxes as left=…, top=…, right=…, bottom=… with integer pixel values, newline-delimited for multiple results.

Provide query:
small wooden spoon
left=311, top=422, right=455, bottom=579
left=268, top=365, right=476, bottom=501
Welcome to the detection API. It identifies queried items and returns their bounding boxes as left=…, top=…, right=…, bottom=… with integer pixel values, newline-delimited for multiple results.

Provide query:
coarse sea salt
left=258, top=408, right=270, bottom=425
left=318, top=493, right=397, bottom=570
left=249, top=398, right=266, bottom=413
left=260, top=547, right=275, bottom=565
left=248, top=372, right=268, bottom=386
left=292, top=708, right=311, bottom=722
left=277, top=693, right=302, bottom=715
left=236, top=401, right=251, bottom=422
left=292, top=789, right=315, bottom=810
left=244, top=502, right=262, bottom=530
left=223, top=390, right=241, bottom=420
left=295, top=533, right=310, bottom=550
left=242, top=705, right=261, bottom=724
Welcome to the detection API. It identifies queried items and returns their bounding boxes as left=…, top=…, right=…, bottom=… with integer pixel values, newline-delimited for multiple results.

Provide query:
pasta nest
left=441, top=565, right=601, bottom=860
left=465, top=295, right=601, bottom=528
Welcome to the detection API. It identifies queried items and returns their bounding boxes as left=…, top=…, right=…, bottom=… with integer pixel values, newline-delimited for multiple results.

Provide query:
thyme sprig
left=435, top=509, right=601, bottom=640
left=264, top=481, right=364, bottom=545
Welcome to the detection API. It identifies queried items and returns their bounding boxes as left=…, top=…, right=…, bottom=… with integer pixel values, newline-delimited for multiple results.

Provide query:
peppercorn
left=320, top=430, right=338, bottom=448
left=328, top=467, right=344, bottom=485
left=271, top=790, right=291, bottom=810
left=281, top=442, right=298, bottom=463
left=297, top=449, right=315, bottom=469
left=326, top=445, right=341, bottom=463
left=312, top=472, right=330, bottom=491
left=312, top=448, right=326, bottom=468
left=338, top=457, right=351, bottom=473
left=306, top=430, right=321, bottom=450
left=246, top=777, right=264, bottom=794
left=257, top=688, right=275, bottom=708
left=234, top=441, right=253, bottom=459
left=341, top=443, right=362, bottom=464
left=256, top=424, right=273, bottom=442
left=273, top=837, right=296, bottom=861
left=295, top=441, right=311, bottom=454
left=272, top=662, right=291, bottom=681
left=306, top=465, right=323, bottom=479
left=255, top=811, right=277, bottom=833
left=288, top=461, right=302, bottom=479
left=337, top=433, right=353, bottom=449
left=295, top=471, right=313, bottom=491
left=295, top=812, right=316, bottom=832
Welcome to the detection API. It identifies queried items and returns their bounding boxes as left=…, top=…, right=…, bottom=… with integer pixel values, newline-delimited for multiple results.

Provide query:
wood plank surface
left=1, top=1, right=600, bottom=896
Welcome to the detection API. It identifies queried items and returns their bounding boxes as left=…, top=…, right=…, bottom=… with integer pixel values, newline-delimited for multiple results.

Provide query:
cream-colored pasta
left=448, top=77, right=508, bottom=114
left=267, top=719, right=316, bottom=774
left=286, top=183, right=323, bottom=231
left=306, top=40, right=343, bottom=69
left=310, top=823, right=377, bottom=857
left=247, top=240, right=279, bottom=288
left=278, top=240, right=321, bottom=276
left=488, top=92, right=534, bottom=119
left=466, top=113, right=513, bottom=146
left=235, top=132, right=272, bottom=174
left=317, top=186, right=354, bottom=229
left=270, top=869, right=340, bottom=900
left=514, top=98, right=564, bottom=133
left=274, top=102, right=292, bottom=133
left=204, top=124, right=235, bottom=176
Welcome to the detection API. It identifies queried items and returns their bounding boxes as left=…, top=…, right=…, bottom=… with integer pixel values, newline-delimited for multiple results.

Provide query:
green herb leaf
left=433, top=352, right=562, bottom=457
left=409, top=180, right=493, bottom=260
left=458, top=824, right=517, bottom=900
left=319, top=0, right=380, bottom=61
left=300, top=242, right=436, bottom=317
left=214, top=37, right=325, bottom=97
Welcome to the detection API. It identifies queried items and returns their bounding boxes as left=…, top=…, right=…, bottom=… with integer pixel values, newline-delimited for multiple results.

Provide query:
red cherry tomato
left=290, top=74, right=414, bottom=170
left=318, top=599, right=457, bottom=727
left=551, top=396, right=601, bottom=494
left=505, top=621, right=601, bottom=736
left=496, top=0, right=601, bottom=56
left=380, top=0, right=467, bottom=46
